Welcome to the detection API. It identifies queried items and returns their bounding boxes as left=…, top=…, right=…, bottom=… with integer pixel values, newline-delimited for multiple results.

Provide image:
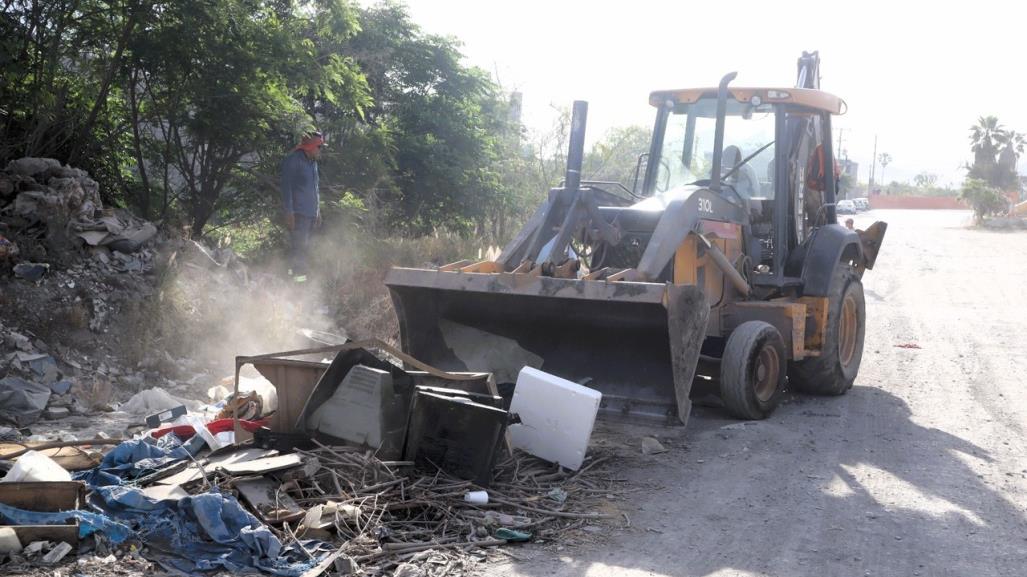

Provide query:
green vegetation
left=2, top=1, right=654, bottom=254
left=968, top=116, right=1023, bottom=191
left=959, top=178, right=1007, bottom=223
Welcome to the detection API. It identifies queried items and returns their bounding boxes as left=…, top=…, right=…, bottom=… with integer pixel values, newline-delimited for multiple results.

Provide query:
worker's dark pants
left=289, top=215, right=315, bottom=276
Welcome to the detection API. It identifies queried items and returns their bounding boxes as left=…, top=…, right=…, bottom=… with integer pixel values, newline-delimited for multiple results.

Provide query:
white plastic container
left=507, top=367, right=602, bottom=471
left=1, top=450, right=72, bottom=482
left=463, top=490, right=489, bottom=505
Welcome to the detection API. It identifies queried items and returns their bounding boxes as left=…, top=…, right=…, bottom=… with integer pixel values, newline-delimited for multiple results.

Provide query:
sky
left=397, top=0, right=1027, bottom=188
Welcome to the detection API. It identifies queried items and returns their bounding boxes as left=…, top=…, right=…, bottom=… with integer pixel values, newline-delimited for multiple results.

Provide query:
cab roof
left=648, top=87, right=846, bottom=115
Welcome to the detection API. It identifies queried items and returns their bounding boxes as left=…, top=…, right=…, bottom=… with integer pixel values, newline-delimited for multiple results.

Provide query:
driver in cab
left=722, top=145, right=760, bottom=199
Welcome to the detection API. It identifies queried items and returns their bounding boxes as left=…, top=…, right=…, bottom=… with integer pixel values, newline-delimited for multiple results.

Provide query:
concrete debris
left=41, top=541, right=72, bottom=564
left=641, top=436, right=668, bottom=455
left=12, top=261, right=49, bottom=281
left=43, top=406, right=71, bottom=420
left=4, top=157, right=61, bottom=177
left=22, top=540, right=48, bottom=556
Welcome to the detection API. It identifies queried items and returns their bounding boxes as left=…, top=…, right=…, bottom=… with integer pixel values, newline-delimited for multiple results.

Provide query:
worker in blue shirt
left=280, top=131, right=324, bottom=282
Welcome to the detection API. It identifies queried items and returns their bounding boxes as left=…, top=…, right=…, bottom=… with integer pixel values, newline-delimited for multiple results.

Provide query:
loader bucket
left=385, top=268, right=709, bottom=425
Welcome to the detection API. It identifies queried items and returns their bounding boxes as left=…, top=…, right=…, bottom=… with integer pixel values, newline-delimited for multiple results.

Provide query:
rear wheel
left=790, top=264, right=866, bottom=395
left=720, top=321, right=786, bottom=420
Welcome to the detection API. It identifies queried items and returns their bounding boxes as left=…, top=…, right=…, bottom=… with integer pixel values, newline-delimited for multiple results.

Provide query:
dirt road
left=493, top=209, right=1027, bottom=577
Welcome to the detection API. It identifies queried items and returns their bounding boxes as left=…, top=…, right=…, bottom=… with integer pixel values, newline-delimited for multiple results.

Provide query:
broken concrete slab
left=41, top=540, right=72, bottom=564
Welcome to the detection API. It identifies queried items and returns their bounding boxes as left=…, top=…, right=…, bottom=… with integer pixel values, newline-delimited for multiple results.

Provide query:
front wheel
left=790, top=265, right=866, bottom=395
left=719, top=321, right=786, bottom=420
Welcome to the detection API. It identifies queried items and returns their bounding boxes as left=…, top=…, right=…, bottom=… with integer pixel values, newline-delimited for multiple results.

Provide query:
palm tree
left=878, top=152, right=892, bottom=186
left=997, top=130, right=1024, bottom=166
left=996, top=129, right=1025, bottom=189
left=970, top=116, right=1003, bottom=170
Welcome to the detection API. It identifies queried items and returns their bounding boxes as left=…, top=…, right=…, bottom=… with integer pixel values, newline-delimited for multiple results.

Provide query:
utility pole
left=837, top=128, right=844, bottom=161
left=868, top=134, right=878, bottom=195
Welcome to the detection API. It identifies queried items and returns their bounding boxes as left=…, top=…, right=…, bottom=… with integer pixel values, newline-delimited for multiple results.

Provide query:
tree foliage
left=968, top=116, right=1023, bottom=191
left=960, top=178, right=1007, bottom=223
left=1, top=0, right=528, bottom=242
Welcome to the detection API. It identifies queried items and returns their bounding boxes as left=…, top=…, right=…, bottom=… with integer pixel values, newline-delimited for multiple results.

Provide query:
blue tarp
left=39, top=437, right=332, bottom=576
left=0, top=502, right=133, bottom=543
left=74, top=436, right=190, bottom=487
left=89, top=485, right=329, bottom=575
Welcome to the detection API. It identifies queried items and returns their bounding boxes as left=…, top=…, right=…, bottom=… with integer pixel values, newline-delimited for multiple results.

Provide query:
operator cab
left=637, top=87, right=845, bottom=284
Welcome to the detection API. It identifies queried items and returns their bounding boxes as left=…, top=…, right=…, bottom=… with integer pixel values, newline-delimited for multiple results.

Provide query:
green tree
left=584, top=125, right=652, bottom=195
left=970, top=116, right=1003, bottom=172
left=126, top=0, right=371, bottom=234
left=914, top=172, right=938, bottom=188
left=324, top=1, right=523, bottom=239
left=960, top=178, right=1006, bottom=223
left=996, top=129, right=1024, bottom=190
left=966, top=116, right=1022, bottom=190
left=0, top=0, right=152, bottom=200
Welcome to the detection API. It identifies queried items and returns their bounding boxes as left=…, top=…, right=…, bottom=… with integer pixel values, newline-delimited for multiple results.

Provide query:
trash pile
left=0, top=342, right=619, bottom=576
left=0, top=158, right=267, bottom=447
left=0, top=157, right=169, bottom=437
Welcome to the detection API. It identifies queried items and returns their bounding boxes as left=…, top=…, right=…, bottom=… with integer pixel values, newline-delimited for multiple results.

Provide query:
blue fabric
left=90, top=485, right=329, bottom=576
left=61, top=437, right=330, bottom=575
left=0, top=502, right=132, bottom=543
left=281, top=150, right=319, bottom=217
left=75, top=437, right=190, bottom=486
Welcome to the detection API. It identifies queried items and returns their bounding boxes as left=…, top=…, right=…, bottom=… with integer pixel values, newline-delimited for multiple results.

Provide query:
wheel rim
left=753, top=344, right=780, bottom=402
left=839, top=293, right=858, bottom=367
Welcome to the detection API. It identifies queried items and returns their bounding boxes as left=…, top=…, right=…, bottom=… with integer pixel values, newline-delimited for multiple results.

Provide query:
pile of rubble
left=0, top=342, right=621, bottom=576
left=0, top=158, right=169, bottom=442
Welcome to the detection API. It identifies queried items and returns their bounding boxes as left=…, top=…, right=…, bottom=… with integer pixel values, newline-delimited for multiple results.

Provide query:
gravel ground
left=490, top=209, right=1027, bottom=577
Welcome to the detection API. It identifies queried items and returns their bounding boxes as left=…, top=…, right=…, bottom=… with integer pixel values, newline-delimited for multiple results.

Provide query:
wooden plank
left=438, top=259, right=473, bottom=272
left=0, top=482, right=83, bottom=546
left=9, top=524, right=78, bottom=546
left=0, top=482, right=83, bottom=511
left=0, top=445, right=102, bottom=471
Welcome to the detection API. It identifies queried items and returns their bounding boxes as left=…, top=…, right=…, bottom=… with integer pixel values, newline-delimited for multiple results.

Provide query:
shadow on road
left=502, top=386, right=1025, bottom=577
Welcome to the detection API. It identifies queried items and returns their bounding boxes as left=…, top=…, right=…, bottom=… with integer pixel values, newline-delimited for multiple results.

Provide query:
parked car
left=853, top=197, right=870, bottom=211
left=837, top=199, right=857, bottom=214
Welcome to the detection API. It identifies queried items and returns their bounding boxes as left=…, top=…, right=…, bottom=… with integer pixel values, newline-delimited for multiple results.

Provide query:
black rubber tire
left=789, top=264, right=866, bottom=395
left=719, top=321, right=786, bottom=420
